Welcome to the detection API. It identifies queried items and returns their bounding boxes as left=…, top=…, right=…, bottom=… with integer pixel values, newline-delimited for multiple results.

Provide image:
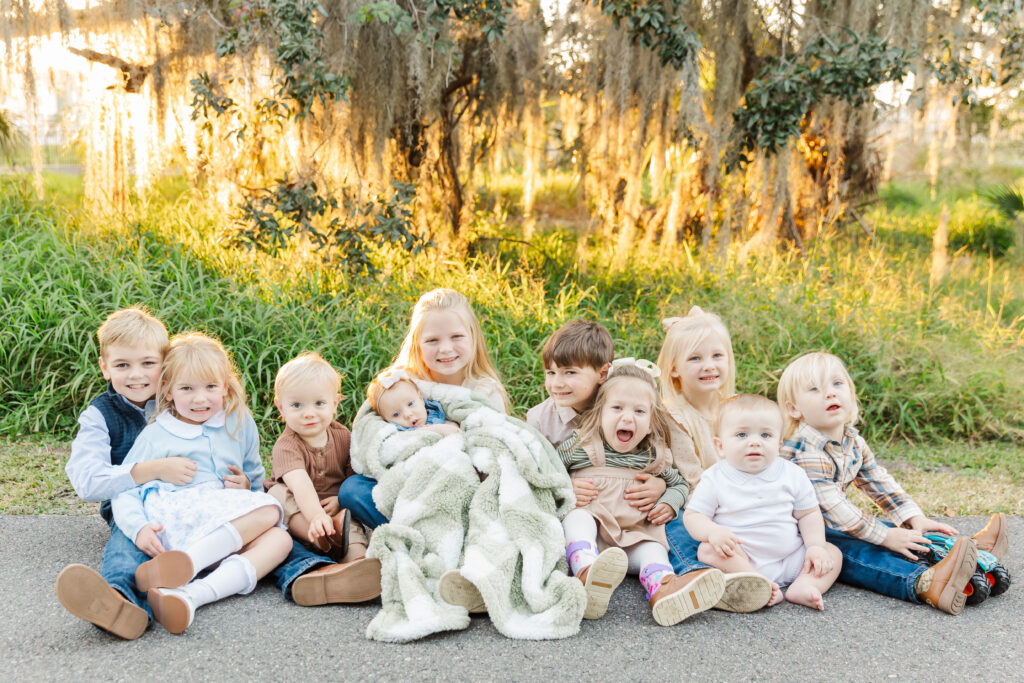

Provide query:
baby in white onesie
left=683, top=394, right=842, bottom=611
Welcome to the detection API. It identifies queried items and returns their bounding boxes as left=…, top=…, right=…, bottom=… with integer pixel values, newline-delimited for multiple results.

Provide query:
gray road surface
left=1, top=515, right=1020, bottom=681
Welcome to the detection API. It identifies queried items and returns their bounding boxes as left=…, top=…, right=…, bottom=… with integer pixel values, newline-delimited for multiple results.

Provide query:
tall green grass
left=1, top=176, right=1022, bottom=448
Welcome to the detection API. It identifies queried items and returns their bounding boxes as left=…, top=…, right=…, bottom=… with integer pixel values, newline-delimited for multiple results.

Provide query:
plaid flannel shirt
left=780, top=423, right=923, bottom=545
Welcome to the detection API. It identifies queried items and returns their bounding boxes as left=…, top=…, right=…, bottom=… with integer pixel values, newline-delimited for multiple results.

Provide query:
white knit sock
left=183, top=523, right=243, bottom=577
left=182, top=555, right=258, bottom=609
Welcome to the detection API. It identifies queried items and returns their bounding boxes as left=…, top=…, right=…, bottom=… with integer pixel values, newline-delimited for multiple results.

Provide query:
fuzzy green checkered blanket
left=350, top=380, right=586, bottom=642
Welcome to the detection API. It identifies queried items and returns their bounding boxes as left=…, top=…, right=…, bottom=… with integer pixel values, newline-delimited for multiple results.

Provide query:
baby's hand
left=423, top=423, right=460, bottom=436
left=624, top=473, right=667, bottom=513
left=708, top=526, right=742, bottom=557
left=158, top=457, right=196, bottom=486
left=320, top=497, right=340, bottom=516
left=882, top=527, right=929, bottom=561
left=572, top=478, right=598, bottom=507
left=802, top=545, right=832, bottom=577
left=647, top=503, right=674, bottom=525
left=222, top=465, right=249, bottom=490
left=135, top=524, right=165, bottom=558
left=307, top=512, right=333, bottom=542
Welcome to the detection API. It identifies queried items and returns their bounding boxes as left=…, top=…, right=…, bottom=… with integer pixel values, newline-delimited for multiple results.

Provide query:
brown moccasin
left=291, top=556, right=382, bottom=606
left=135, top=550, right=194, bottom=592
left=55, top=564, right=148, bottom=640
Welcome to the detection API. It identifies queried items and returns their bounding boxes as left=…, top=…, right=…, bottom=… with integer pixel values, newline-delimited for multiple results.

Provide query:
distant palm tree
left=0, top=109, right=24, bottom=162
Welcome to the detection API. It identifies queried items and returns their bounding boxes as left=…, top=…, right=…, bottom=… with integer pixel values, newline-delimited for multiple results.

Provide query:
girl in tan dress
left=557, top=361, right=720, bottom=626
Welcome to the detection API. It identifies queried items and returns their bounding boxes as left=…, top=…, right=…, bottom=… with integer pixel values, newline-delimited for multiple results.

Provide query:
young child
left=56, top=307, right=176, bottom=640
left=656, top=306, right=773, bottom=612
left=366, top=367, right=459, bottom=436
left=557, top=360, right=725, bottom=626
left=111, top=332, right=292, bottom=634
left=683, top=394, right=842, bottom=611
left=263, top=352, right=380, bottom=601
left=339, top=288, right=510, bottom=532
left=778, top=351, right=1009, bottom=615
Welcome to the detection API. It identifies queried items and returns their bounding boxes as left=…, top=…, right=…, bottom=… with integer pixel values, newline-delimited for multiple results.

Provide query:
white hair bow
left=661, top=306, right=704, bottom=332
left=610, top=357, right=661, bottom=378
left=377, top=368, right=410, bottom=390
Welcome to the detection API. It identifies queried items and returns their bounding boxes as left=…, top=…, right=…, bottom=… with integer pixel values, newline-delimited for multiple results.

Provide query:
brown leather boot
left=577, top=547, right=628, bottom=620
left=291, top=557, right=382, bottom=606
left=971, top=513, right=1008, bottom=561
left=919, top=537, right=977, bottom=615
left=648, top=568, right=725, bottom=626
left=55, top=565, right=148, bottom=639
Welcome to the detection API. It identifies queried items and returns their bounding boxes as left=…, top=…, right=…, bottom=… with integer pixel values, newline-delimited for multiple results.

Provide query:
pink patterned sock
left=566, top=541, right=597, bottom=576
left=640, top=563, right=674, bottom=600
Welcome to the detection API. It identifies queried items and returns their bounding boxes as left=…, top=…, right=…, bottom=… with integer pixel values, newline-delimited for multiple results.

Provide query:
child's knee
left=266, top=527, right=292, bottom=558
left=255, top=504, right=284, bottom=529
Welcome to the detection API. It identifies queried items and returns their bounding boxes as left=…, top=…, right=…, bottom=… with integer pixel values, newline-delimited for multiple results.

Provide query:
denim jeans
left=337, top=474, right=388, bottom=530
left=826, top=527, right=924, bottom=603
left=268, top=539, right=335, bottom=601
left=664, top=515, right=711, bottom=576
left=102, top=523, right=152, bottom=619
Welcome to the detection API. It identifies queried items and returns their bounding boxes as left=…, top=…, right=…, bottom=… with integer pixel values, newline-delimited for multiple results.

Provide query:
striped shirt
left=780, top=423, right=923, bottom=545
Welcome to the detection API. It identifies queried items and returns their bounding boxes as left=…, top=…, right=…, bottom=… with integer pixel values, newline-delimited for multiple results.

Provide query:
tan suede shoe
left=55, top=564, right=148, bottom=640
left=147, top=587, right=194, bottom=635
left=577, top=547, right=628, bottom=620
left=714, top=571, right=773, bottom=613
left=920, top=537, right=977, bottom=615
left=135, top=550, right=194, bottom=592
left=439, top=570, right=487, bottom=614
left=291, top=557, right=382, bottom=606
left=648, top=567, right=725, bottom=626
left=972, top=513, right=1008, bottom=561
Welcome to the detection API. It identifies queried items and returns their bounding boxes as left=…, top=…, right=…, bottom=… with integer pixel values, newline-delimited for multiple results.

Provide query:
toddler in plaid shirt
left=778, top=352, right=1009, bottom=615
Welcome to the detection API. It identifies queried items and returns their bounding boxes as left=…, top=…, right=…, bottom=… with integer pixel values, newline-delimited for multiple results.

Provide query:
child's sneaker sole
left=439, top=570, right=487, bottom=614
left=55, top=564, right=148, bottom=640
left=715, top=572, right=773, bottom=613
left=135, top=550, right=194, bottom=592
left=582, top=547, right=628, bottom=620
left=650, top=568, right=725, bottom=626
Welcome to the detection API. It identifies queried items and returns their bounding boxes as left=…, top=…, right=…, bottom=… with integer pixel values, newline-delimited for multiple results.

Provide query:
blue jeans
left=269, top=539, right=335, bottom=601
left=664, top=515, right=711, bottom=575
left=826, top=527, right=924, bottom=603
left=102, top=523, right=152, bottom=619
left=337, top=474, right=388, bottom=530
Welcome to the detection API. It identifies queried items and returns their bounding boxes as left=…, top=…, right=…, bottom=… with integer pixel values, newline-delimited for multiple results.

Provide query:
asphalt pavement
left=1, top=515, right=1020, bottom=681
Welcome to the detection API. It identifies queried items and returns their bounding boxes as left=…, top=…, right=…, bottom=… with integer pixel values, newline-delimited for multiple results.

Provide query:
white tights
left=563, top=508, right=671, bottom=574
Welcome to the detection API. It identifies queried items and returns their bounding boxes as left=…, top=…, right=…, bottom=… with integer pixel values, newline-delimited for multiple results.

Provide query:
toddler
left=683, top=394, right=842, bottom=611
left=558, top=360, right=724, bottom=626
left=264, top=352, right=380, bottom=601
left=778, top=351, right=1009, bottom=615
left=366, top=367, right=459, bottom=436
left=111, top=332, right=291, bottom=633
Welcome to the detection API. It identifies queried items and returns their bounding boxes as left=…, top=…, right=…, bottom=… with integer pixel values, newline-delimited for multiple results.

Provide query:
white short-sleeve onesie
left=686, top=457, right=818, bottom=585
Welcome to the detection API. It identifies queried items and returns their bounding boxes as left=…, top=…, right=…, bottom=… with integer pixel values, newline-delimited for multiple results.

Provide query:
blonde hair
left=365, top=369, right=419, bottom=414
left=97, top=307, right=169, bottom=358
left=275, top=352, right=342, bottom=399
left=655, top=306, right=736, bottom=465
left=777, top=352, right=859, bottom=438
left=715, top=394, right=783, bottom=437
left=576, top=365, right=672, bottom=452
left=395, top=288, right=509, bottom=411
left=157, top=332, right=248, bottom=434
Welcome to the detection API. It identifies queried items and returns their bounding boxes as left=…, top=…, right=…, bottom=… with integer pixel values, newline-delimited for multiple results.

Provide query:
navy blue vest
left=90, top=383, right=148, bottom=522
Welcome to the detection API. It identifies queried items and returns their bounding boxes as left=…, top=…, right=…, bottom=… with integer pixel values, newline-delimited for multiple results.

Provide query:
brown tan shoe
left=291, top=557, right=382, bottom=606
left=649, top=567, right=726, bottom=626
left=972, top=513, right=1008, bottom=561
left=55, top=564, right=148, bottom=640
left=578, top=547, right=628, bottom=620
left=439, top=570, right=487, bottom=614
left=135, top=550, right=194, bottom=592
left=147, top=587, right=194, bottom=634
left=920, top=537, right=977, bottom=615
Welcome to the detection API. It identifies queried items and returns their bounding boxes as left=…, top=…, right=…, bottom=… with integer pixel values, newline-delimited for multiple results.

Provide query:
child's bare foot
left=766, top=582, right=784, bottom=606
left=784, top=582, right=824, bottom=610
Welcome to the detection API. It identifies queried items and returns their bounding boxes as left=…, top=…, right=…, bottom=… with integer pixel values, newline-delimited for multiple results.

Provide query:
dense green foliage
left=1, top=178, right=1022, bottom=447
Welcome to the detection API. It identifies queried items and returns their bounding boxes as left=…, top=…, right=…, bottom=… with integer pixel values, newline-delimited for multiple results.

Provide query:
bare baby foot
left=784, top=582, right=825, bottom=611
left=767, top=582, right=784, bottom=606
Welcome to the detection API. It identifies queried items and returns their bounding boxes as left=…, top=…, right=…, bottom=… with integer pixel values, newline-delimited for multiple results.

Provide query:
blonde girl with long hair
left=655, top=306, right=774, bottom=613
left=339, top=288, right=510, bottom=531
left=111, top=332, right=291, bottom=634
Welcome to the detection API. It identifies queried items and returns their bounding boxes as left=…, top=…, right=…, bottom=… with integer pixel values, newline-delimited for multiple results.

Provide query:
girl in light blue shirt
left=112, top=332, right=290, bottom=635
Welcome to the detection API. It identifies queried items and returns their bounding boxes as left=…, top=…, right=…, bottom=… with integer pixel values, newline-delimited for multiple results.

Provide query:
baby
left=367, top=367, right=459, bottom=436
left=683, top=394, right=842, bottom=610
